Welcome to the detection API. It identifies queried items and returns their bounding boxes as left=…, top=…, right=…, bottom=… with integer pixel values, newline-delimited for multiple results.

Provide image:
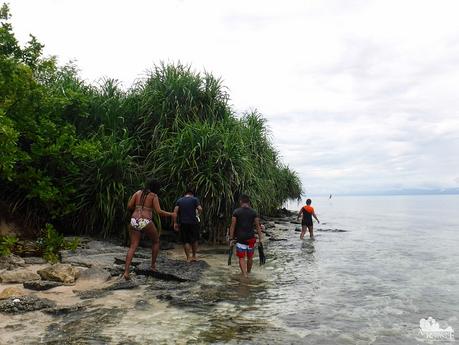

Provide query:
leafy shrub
left=63, top=237, right=80, bottom=251
left=37, top=223, right=79, bottom=263
left=0, top=4, right=302, bottom=242
left=0, top=235, right=18, bottom=256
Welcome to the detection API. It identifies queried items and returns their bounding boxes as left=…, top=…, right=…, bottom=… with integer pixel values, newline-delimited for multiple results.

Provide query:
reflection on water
left=2, top=196, right=459, bottom=344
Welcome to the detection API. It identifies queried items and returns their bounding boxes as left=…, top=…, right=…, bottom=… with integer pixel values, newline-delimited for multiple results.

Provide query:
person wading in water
left=123, top=179, right=174, bottom=280
left=173, top=189, right=203, bottom=262
left=228, top=194, right=263, bottom=278
left=297, top=198, right=320, bottom=239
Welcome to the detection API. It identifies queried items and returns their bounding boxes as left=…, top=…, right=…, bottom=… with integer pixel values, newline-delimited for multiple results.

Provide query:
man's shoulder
left=233, top=207, right=245, bottom=215
left=233, top=207, right=257, bottom=215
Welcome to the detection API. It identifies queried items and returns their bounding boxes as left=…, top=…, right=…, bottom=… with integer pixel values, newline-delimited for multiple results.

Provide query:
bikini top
left=134, top=191, right=155, bottom=213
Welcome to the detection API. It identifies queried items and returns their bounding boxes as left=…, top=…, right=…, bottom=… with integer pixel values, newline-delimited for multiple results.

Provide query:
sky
left=8, top=0, right=459, bottom=195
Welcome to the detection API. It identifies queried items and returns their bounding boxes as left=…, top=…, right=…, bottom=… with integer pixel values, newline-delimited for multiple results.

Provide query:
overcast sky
left=8, top=0, right=459, bottom=194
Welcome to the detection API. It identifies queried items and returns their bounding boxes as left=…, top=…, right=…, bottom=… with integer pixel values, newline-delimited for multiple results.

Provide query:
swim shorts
left=236, top=238, right=257, bottom=258
left=180, top=223, right=200, bottom=244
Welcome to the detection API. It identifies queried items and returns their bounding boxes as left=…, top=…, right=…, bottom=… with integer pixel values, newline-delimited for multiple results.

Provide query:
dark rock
left=316, top=228, right=348, bottom=232
left=42, top=304, right=86, bottom=315
left=269, top=238, right=288, bottom=242
left=295, top=227, right=302, bottom=232
left=42, top=306, right=125, bottom=344
left=264, top=222, right=276, bottom=229
left=274, top=221, right=289, bottom=225
left=156, top=293, right=173, bottom=301
left=23, top=256, right=47, bottom=265
left=74, top=289, right=109, bottom=299
left=134, top=268, right=187, bottom=282
left=107, top=265, right=125, bottom=277
left=23, top=280, right=62, bottom=291
left=147, top=279, right=193, bottom=291
left=114, top=257, right=144, bottom=266
left=0, top=296, right=56, bottom=314
left=290, top=220, right=301, bottom=225
left=135, top=257, right=209, bottom=282
left=104, top=279, right=139, bottom=291
left=278, top=227, right=290, bottom=231
left=133, top=275, right=147, bottom=285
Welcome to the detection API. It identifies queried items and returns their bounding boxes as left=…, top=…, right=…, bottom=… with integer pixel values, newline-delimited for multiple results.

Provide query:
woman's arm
left=152, top=194, right=174, bottom=217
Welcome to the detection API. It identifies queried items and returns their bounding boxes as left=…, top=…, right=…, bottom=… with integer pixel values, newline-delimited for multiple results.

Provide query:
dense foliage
left=0, top=5, right=302, bottom=243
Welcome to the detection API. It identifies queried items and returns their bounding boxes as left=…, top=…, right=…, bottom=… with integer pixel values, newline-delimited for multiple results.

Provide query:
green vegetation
left=37, top=223, right=80, bottom=263
left=0, top=235, right=18, bottom=256
left=0, top=4, right=302, bottom=243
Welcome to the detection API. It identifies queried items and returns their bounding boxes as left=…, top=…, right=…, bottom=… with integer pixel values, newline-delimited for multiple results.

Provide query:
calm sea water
left=3, top=195, right=458, bottom=344
left=192, top=195, right=459, bottom=344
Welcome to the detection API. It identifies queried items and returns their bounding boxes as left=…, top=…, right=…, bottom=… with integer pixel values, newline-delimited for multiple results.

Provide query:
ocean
left=2, top=195, right=458, bottom=344
left=190, top=194, right=459, bottom=344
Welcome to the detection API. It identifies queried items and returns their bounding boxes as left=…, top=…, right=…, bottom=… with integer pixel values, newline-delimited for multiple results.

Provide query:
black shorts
left=180, top=223, right=200, bottom=244
left=301, top=220, right=313, bottom=227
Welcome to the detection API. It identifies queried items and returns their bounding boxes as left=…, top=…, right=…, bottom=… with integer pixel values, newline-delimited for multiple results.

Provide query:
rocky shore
left=0, top=237, right=211, bottom=314
left=0, top=213, right=303, bottom=344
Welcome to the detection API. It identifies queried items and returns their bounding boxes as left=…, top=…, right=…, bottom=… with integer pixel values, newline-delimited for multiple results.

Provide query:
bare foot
left=150, top=265, right=157, bottom=272
left=122, top=273, right=131, bottom=281
left=190, top=256, right=197, bottom=262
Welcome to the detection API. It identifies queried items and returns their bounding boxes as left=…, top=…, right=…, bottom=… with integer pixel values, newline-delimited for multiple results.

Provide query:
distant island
left=337, top=188, right=459, bottom=196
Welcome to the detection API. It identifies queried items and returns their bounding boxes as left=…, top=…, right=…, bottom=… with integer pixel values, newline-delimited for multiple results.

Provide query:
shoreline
left=0, top=214, right=299, bottom=344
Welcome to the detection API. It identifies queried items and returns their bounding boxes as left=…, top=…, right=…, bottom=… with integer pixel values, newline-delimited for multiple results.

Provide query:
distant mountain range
left=339, top=188, right=459, bottom=196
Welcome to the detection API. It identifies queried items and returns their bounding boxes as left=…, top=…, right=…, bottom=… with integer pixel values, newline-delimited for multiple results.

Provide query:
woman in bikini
left=123, top=178, right=174, bottom=280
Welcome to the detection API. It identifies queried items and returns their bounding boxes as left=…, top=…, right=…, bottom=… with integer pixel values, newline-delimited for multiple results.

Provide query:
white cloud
left=8, top=0, right=459, bottom=194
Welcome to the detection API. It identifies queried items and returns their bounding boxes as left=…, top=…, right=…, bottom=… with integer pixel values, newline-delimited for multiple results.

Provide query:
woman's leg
left=144, top=222, right=160, bottom=271
left=124, top=227, right=141, bottom=279
left=308, top=225, right=314, bottom=238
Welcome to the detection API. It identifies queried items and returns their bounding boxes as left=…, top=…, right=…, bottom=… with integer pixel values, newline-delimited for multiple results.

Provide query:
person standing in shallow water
left=297, top=198, right=320, bottom=239
left=229, top=194, right=263, bottom=278
left=123, top=179, right=174, bottom=280
left=173, top=189, right=203, bottom=262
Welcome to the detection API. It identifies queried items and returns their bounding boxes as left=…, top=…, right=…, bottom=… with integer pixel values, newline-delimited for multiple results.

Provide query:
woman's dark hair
left=139, top=178, right=161, bottom=207
left=146, top=178, right=161, bottom=194
left=306, top=198, right=312, bottom=205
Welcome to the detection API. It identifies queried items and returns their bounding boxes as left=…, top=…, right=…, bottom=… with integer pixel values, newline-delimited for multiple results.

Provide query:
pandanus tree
left=0, top=4, right=302, bottom=241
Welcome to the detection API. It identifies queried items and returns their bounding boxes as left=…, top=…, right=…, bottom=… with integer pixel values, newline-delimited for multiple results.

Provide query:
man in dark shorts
left=297, top=198, right=320, bottom=239
left=229, top=194, right=263, bottom=278
left=173, top=190, right=203, bottom=262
